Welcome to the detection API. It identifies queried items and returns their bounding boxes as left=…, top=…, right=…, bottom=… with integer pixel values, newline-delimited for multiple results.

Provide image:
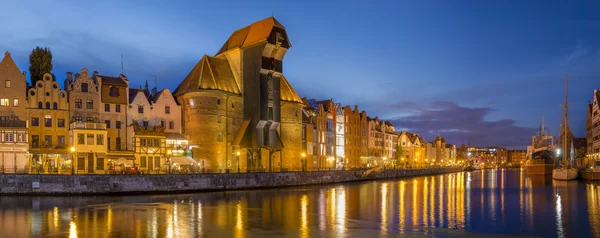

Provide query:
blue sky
left=2, top=0, right=600, bottom=149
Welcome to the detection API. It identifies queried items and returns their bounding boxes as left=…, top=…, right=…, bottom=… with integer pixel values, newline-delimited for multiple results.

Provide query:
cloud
left=387, top=101, right=536, bottom=149
left=562, top=39, right=589, bottom=65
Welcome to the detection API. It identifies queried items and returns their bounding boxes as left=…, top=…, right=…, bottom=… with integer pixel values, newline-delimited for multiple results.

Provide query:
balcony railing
left=0, top=120, right=27, bottom=128
left=70, top=122, right=107, bottom=130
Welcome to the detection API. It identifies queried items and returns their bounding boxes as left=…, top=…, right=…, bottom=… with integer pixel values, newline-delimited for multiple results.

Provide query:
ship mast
left=562, top=73, right=569, bottom=164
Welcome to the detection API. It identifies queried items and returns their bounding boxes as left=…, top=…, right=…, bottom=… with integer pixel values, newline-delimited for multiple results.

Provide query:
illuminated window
left=4, top=80, right=10, bottom=88
left=0, top=98, right=8, bottom=106
left=13, top=98, right=18, bottom=107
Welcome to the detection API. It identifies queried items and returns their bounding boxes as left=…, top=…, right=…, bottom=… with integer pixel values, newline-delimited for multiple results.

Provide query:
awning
left=165, top=132, right=189, bottom=141
left=111, top=158, right=135, bottom=165
left=108, top=155, right=136, bottom=160
left=233, top=119, right=251, bottom=147
left=170, top=156, right=198, bottom=165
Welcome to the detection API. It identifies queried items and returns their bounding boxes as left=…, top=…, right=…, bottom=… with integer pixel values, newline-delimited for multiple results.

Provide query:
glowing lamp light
left=70, top=147, right=75, bottom=152
left=236, top=151, right=240, bottom=156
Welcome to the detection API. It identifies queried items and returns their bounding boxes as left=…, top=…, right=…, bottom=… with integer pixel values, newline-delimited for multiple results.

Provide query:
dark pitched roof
left=99, top=75, right=128, bottom=86
left=128, top=88, right=138, bottom=103
left=174, top=55, right=241, bottom=96
left=315, top=99, right=334, bottom=111
left=217, top=17, right=289, bottom=55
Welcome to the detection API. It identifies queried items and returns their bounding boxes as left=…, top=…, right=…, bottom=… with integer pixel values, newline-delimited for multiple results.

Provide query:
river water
left=0, top=169, right=598, bottom=237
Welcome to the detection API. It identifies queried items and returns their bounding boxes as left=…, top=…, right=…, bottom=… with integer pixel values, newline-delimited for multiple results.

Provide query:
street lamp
left=301, top=153, right=306, bottom=171
left=167, top=149, right=172, bottom=174
left=70, top=147, right=76, bottom=175
left=236, top=151, right=240, bottom=173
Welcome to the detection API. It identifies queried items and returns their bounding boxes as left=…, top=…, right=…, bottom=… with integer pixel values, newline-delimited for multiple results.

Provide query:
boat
left=552, top=74, right=578, bottom=181
left=525, top=117, right=555, bottom=175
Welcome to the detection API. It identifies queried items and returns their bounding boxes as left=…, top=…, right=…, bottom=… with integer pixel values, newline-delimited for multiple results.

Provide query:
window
left=169, top=121, right=174, bottom=130
left=32, top=135, right=39, bottom=148
left=0, top=98, right=8, bottom=106
left=86, top=99, right=93, bottom=109
left=140, top=156, right=147, bottom=167
left=86, top=117, right=94, bottom=122
left=160, top=121, right=165, bottom=128
left=44, top=135, right=52, bottom=146
left=58, top=136, right=65, bottom=146
left=142, top=121, right=148, bottom=127
left=45, top=102, right=50, bottom=109
left=75, top=99, right=82, bottom=109
left=77, top=157, right=85, bottom=170
left=140, top=138, right=147, bottom=147
left=44, top=115, right=52, bottom=127
left=116, top=121, right=121, bottom=129
left=58, top=119, right=65, bottom=127
left=104, top=104, right=110, bottom=112
left=218, top=116, right=222, bottom=123
left=78, top=133, right=85, bottom=144
left=38, top=101, right=42, bottom=109
left=13, top=98, right=18, bottom=107
left=32, top=117, right=39, bottom=126
left=87, top=134, right=94, bottom=145
left=5, top=80, right=10, bottom=88
left=74, top=116, right=83, bottom=122
left=97, top=134, right=104, bottom=145
left=4, top=132, right=14, bottom=142
left=138, top=105, right=144, bottom=113
left=217, top=99, right=221, bottom=105
left=53, top=102, right=58, bottom=110
left=109, top=86, right=119, bottom=96
left=96, top=157, right=104, bottom=170
left=165, top=106, right=170, bottom=114
left=105, top=120, right=111, bottom=128
left=217, top=133, right=223, bottom=142
left=116, top=104, right=121, bottom=112
left=81, top=83, right=88, bottom=92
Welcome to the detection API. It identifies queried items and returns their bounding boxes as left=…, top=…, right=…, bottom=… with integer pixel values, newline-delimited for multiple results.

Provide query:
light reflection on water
left=0, top=169, right=599, bottom=237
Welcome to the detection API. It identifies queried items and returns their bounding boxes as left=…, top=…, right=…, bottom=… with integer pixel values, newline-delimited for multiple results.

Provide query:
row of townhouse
left=300, top=97, right=457, bottom=170
left=0, top=51, right=192, bottom=174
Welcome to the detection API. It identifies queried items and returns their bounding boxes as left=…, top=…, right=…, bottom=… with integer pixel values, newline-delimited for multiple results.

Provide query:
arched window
left=38, top=101, right=42, bottom=109
left=45, top=102, right=50, bottom=109
left=53, top=102, right=58, bottom=110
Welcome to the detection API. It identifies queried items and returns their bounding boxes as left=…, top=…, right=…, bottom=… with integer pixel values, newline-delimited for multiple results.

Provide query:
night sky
left=2, top=1, right=599, bottom=149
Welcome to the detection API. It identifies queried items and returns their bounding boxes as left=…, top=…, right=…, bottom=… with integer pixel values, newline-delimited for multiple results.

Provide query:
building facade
left=0, top=52, right=29, bottom=173
left=344, top=105, right=361, bottom=168
left=65, top=69, right=100, bottom=123
left=27, top=73, right=70, bottom=173
left=507, top=150, right=527, bottom=165
left=98, top=74, right=131, bottom=159
left=175, top=17, right=303, bottom=172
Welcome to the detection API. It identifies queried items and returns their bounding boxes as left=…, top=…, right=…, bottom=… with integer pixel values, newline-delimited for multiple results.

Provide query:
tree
left=29, top=46, right=53, bottom=84
left=396, top=143, right=404, bottom=167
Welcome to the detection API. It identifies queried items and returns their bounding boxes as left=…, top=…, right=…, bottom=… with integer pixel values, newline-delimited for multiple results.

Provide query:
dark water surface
left=1, top=169, right=599, bottom=237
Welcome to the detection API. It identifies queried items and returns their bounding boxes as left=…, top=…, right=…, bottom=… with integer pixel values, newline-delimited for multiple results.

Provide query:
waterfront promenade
left=0, top=167, right=461, bottom=195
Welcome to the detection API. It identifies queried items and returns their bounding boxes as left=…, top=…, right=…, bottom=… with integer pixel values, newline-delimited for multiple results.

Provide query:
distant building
left=343, top=105, right=361, bottom=167
left=398, top=130, right=425, bottom=167
left=507, top=150, right=527, bottom=165
left=586, top=90, right=600, bottom=167
left=467, top=146, right=507, bottom=165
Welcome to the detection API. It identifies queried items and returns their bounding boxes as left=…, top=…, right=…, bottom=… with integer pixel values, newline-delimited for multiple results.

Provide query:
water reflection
left=0, top=169, right=598, bottom=237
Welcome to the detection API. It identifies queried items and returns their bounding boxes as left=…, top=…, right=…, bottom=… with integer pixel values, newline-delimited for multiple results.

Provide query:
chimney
left=66, top=72, right=73, bottom=83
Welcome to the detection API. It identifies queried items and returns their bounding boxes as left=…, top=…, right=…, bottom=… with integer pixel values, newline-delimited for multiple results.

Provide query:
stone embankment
left=0, top=167, right=462, bottom=195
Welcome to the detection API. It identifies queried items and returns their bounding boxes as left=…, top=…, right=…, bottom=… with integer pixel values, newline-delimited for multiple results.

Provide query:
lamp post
left=301, top=153, right=306, bottom=171
left=167, top=149, right=172, bottom=174
left=236, top=151, right=240, bottom=173
left=70, top=147, right=75, bottom=175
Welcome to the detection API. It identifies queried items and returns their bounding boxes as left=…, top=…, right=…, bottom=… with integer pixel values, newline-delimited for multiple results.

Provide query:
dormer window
left=109, top=86, right=119, bottom=97
left=81, top=83, right=88, bottom=92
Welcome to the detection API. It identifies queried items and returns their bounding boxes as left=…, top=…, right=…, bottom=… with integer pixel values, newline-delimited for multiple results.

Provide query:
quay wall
left=0, top=167, right=462, bottom=195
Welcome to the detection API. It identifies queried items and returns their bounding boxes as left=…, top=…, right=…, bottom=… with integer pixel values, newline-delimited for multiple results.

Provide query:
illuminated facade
left=175, top=17, right=303, bottom=172
left=0, top=52, right=28, bottom=173
left=398, top=130, right=425, bottom=167
left=27, top=73, right=70, bottom=173
left=344, top=105, right=361, bottom=168
left=467, top=146, right=507, bottom=165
